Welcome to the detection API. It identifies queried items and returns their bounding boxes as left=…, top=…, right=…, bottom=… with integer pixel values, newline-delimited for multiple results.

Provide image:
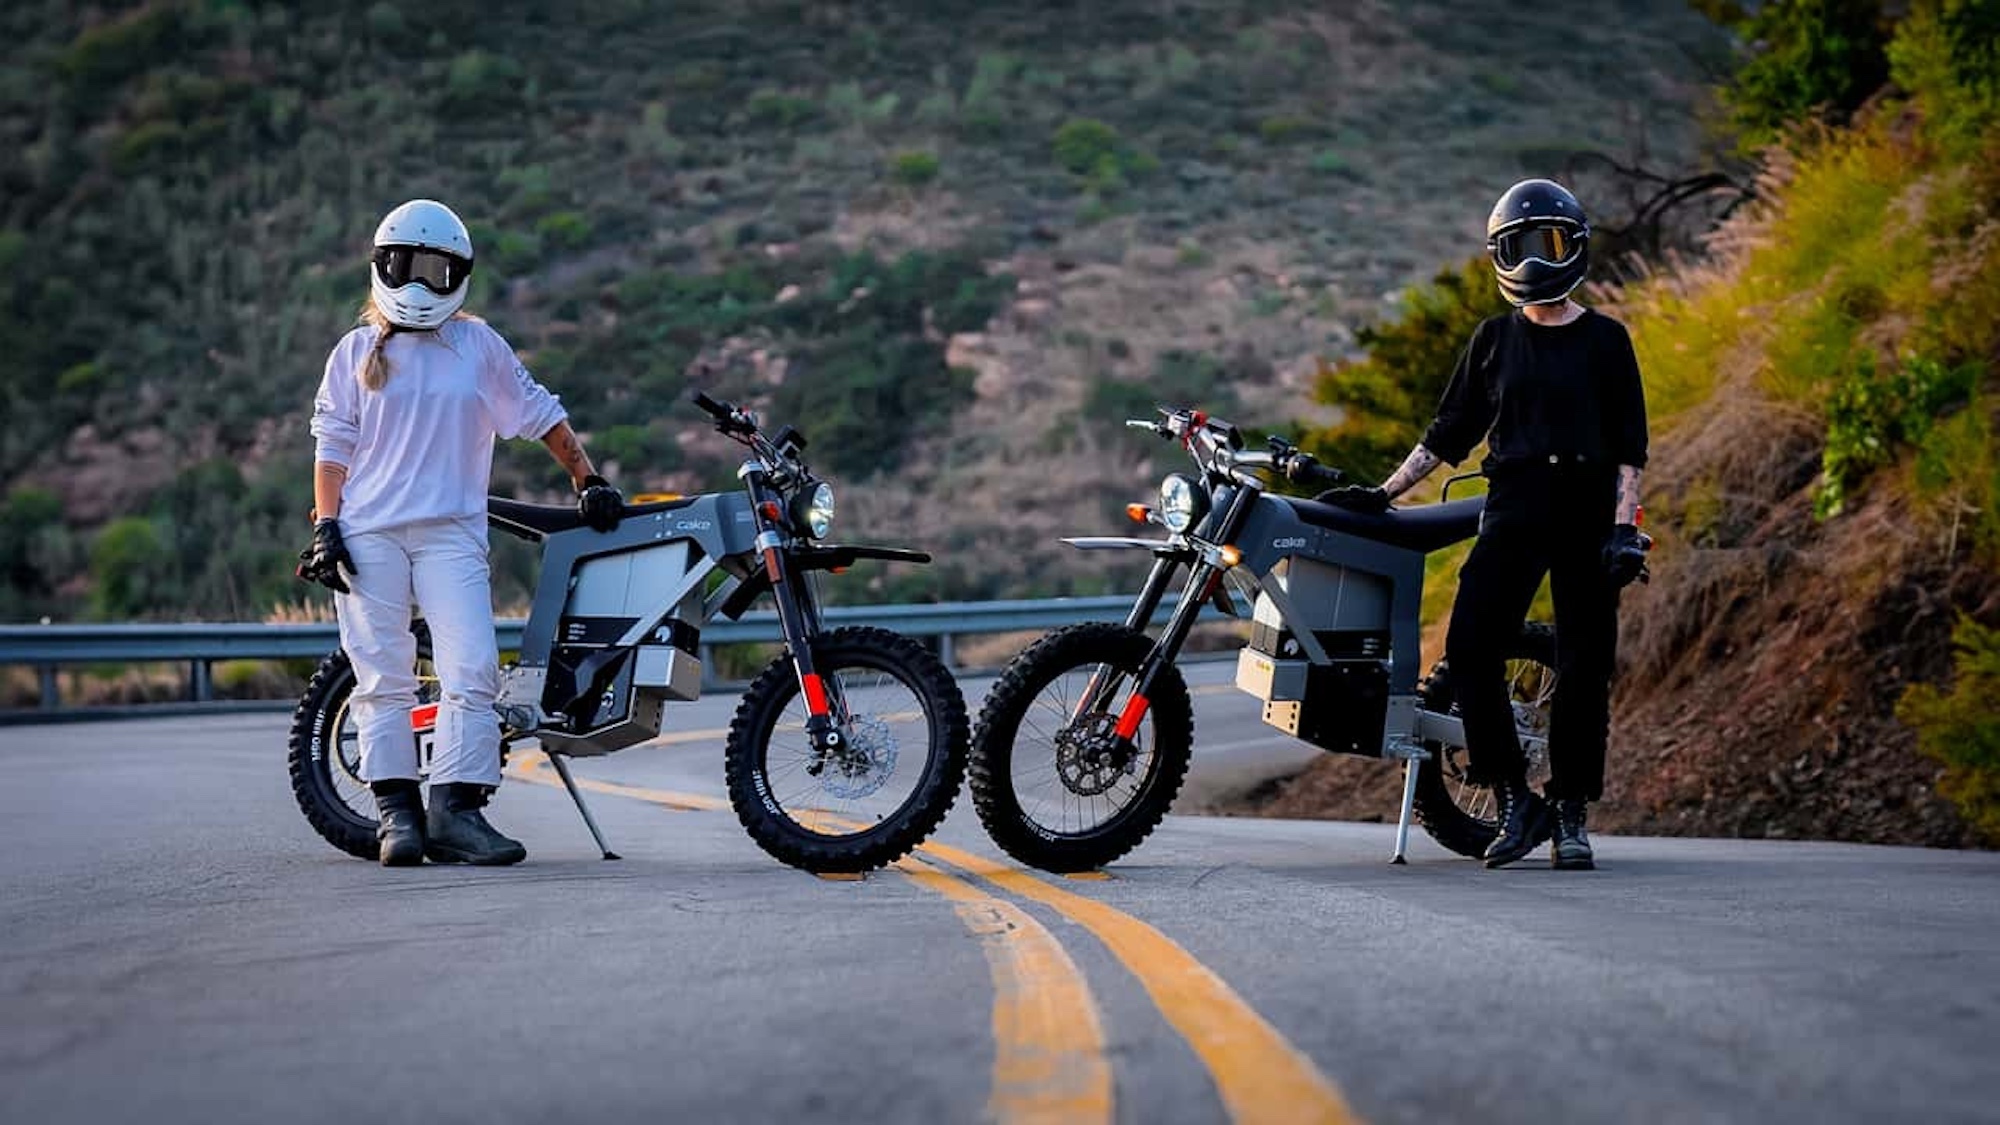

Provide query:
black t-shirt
left=1420, top=308, right=1649, bottom=470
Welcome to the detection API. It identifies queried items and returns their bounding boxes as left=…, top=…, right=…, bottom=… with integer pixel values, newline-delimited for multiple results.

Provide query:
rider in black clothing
left=1322, top=179, right=1650, bottom=869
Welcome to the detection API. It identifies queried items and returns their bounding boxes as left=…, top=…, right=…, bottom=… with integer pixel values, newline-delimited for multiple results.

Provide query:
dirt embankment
left=1237, top=388, right=1994, bottom=847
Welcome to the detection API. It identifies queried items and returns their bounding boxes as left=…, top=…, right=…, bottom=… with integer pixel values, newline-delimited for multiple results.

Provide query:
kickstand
left=1391, top=754, right=1421, bottom=866
left=544, top=749, right=621, bottom=860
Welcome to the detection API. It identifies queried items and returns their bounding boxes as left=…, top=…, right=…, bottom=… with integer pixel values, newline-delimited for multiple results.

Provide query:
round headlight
left=1158, top=473, right=1207, bottom=534
left=799, top=481, right=835, bottom=539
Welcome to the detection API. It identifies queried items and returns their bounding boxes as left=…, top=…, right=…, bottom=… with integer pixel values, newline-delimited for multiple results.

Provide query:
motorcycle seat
left=487, top=495, right=698, bottom=539
left=1282, top=495, right=1485, bottom=554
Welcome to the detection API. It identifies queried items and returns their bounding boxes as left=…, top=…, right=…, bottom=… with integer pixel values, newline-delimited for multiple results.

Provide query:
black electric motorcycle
left=288, top=393, right=969, bottom=873
left=969, top=405, right=1637, bottom=872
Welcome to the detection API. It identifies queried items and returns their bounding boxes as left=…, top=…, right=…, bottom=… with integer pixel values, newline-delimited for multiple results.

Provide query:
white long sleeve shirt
left=310, top=318, right=568, bottom=535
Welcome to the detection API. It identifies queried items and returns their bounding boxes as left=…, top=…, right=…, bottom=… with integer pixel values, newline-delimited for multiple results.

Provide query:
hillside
left=0, top=0, right=1731, bottom=620
left=1246, top=2, right=2000, bottom=847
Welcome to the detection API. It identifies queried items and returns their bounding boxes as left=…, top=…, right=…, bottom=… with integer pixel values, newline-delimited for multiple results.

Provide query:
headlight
left=794, top=481, right=835, bottom=539
left=1158, top=473, right=1207, bottom=534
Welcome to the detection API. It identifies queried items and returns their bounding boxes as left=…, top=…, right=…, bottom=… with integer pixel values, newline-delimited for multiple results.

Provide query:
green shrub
left=535, top=210, right=593, bottom=251
left=1887, top=0, right=2000, bottom=156
left=747, top=88, right=818, bottom=128
left=1701, top=0, right=1892, bottom=147
left=888, top=149, right=940, bottom=186
left=90, top=517, right=166, bottom=619
left=1301, top=256, right=1508, bottom=482
left=1257, top=114, right=1320, bottom=144
left=1898, top=616, right=2000, bottom=842
left=443, top=50, right=524, bottom=113
left=1815, top=353, right=1977, bottom=517
left=1053, top=117, right=1121, bottom=175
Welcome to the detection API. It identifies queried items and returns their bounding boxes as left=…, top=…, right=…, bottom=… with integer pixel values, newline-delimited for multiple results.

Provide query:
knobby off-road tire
left=1411, top=622, right=1558, bottom=859
left=969, top=622, right=1193, bottom=873
left=725, top=626, right=969, bottom=874
left=286, top=625, right=435, bottom=861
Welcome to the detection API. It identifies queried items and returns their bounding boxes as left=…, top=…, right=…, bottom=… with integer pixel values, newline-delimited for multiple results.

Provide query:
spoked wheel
left=1411, top=622, right=1558, bottom=859
left=286, top=625, right=438, bottom=861
left=969, top=622, right=1193, bottom=873
left=725, top=626, right=969, bottom=873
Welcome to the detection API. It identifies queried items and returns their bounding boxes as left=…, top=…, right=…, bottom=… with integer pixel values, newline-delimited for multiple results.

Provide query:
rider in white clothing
left=299, top=200, right=624, bottom=867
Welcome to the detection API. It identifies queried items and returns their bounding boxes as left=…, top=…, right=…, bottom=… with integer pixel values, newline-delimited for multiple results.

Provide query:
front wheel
left=1410, top=622, right=1558, bottom=859
left=968, top=622, right=1193, bottom=873
left=725, top=626, right=969, bottom=873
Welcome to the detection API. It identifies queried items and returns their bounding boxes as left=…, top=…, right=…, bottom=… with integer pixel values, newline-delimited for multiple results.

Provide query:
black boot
left=371, top=779, right=426, bottom=867
left=425, top=783, right=527, bottom=866
left=1551, top=797, right=1595, bottom=870
left=1482, top=775, right=1549, bottom=869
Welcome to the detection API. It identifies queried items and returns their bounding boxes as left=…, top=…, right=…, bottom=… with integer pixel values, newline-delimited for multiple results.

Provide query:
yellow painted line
left=815, top=872, right=866, bottom=882
left=506, top=750, right=727, bottom=811
left=1063, top=871, right=1113, bottom=882
left=896, top=854, right=1113, bottom=1125
left=915, top=840, right=1363, bottom=1125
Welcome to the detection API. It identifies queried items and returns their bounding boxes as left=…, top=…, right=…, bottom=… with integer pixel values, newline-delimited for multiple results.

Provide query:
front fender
left=716, top=543, right=933, bottom=620
left=1061, top=536, right=1192, bottom=558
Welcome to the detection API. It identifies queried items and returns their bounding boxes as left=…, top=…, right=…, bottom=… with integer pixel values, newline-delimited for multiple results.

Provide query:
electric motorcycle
left=969, top=405, right=1642, bottom=872
left=288, top=392, right=969, bottom=873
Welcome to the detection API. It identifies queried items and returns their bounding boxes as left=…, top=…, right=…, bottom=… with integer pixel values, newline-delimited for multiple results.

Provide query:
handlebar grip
left=690, top=390, right=732, bottom=420
left=1283, top=455, right=1343, bottom=489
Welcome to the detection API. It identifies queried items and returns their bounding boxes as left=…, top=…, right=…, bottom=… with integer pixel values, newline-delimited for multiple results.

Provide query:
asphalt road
left=4, top=666, right=1998, bottom=1125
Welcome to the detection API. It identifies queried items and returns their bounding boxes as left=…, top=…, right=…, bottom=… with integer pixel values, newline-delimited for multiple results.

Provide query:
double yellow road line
left=508, top=750, right=1362, bottom=1125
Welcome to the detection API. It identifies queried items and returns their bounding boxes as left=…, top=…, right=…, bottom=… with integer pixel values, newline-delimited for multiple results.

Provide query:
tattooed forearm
left=312, top=461, right=348, bottom=521
left=1615, top=464, right=1643, bottom=524
left=1382, top=445, right=1444, bottom=497
left=540, top=421, right=596, bottom=486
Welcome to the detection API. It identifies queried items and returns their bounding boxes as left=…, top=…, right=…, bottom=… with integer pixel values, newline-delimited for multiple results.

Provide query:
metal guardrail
left=0, top=596, right=1209, bottom=715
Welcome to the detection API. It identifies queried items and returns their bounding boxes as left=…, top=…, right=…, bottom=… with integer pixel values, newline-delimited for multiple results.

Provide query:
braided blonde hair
left=355, top=294, right=477, bottom=391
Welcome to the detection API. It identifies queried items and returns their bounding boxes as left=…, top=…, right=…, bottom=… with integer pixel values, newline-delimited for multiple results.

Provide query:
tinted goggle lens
left=1492, top=225, right=1578, bottom=270
left=374, top=246, right=470, bottom=294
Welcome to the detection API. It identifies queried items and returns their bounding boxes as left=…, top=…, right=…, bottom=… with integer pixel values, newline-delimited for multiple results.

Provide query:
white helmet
left=370, top=199, right=475, bottom=329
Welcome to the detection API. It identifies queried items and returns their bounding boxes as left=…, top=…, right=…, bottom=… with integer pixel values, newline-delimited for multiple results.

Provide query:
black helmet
left=1486, top=179, right=1590, bottom=307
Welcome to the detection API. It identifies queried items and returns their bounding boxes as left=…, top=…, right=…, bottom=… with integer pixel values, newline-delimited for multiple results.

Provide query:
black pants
left=1444, top=465, right=1619, bottom=801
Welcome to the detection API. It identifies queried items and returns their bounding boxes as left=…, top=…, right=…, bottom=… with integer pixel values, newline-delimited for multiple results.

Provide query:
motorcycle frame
left=476, top=442, right=930, bottom=858
left=1066, top=450, right=1480, bottom=864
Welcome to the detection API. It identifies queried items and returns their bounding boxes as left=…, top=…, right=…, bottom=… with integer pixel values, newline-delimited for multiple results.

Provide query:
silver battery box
left=537, top=542, right=705, bottom=757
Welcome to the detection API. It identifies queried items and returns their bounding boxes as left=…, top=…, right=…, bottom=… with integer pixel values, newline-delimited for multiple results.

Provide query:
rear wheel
left=725, top=627, right=968, bottom=873
left=285, top=626, right=437, bottom=861
left=1410, top=622, right=1557, bottom=859
left=968, top=623, right=1193, bottom=873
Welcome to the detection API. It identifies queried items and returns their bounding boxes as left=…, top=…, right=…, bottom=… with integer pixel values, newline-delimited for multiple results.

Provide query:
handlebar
left=1128, top=407, right=1344, bottom=491
left=690, top=390, right=759, bottom=436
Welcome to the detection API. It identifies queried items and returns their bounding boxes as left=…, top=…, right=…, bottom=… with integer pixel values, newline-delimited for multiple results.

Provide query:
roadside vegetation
left=1274, top=0, right=2000, bottom=844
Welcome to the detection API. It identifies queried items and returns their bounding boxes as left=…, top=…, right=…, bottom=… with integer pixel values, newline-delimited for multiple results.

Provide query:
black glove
left=295, top=518, right=356, bottom=594
left=1315, top=485, right=1391, bottom=513
left=1603, top=523, right=1648, bottom=588
left=578, top=474, right=622, bottom=532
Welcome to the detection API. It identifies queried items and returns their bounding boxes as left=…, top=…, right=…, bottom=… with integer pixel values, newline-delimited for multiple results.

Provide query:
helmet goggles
left=1489, top=222, right=1583, bottom=271
left=372, top=245, right=472, bottom=296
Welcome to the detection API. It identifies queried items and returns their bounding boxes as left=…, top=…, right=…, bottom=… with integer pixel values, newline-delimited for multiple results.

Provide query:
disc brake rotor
left=818, top=712, right=897, bottom=800
left=1055, top=714, right=1130, bottom=797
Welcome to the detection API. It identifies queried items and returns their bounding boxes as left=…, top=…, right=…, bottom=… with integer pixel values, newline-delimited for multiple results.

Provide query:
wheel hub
left=818, top=713, right=898, bottom=800
left=1054, top=714, right=1132, bottom=797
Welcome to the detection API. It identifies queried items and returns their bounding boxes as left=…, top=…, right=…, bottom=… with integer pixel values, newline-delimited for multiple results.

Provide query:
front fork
left=1077, top=489, right=1253, bottom=738
left=746, top=471, right=843, bottom=755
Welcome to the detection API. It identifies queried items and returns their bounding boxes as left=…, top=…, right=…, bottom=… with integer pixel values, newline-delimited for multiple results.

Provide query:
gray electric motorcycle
left=288, top=393, right=969, bottom=873
left=969, top=405, right=1626, bottom=872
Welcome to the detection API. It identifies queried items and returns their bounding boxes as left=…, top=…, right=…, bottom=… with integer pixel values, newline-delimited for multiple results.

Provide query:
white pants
left=334, top=516, right=503, bottom=788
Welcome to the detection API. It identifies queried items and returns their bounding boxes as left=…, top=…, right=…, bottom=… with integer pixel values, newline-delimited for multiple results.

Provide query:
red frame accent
left=801, top=673, right=830, bottom=717
left=410, top=703, right=439, bottom=732
left=1114, top=693, right=1149, bottom=740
